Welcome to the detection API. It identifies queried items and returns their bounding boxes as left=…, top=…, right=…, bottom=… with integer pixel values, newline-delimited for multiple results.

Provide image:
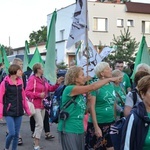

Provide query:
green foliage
left=56, top=61, right=68, bottom=69
left=0, top=45, right=13, bottom=56
left=105, top=28, right=139, bottom=67
left=29, top=26, right=47, bottom=46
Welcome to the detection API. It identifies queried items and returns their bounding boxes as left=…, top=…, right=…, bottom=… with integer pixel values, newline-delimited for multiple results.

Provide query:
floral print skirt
left=85, top=122, right=114, bottom=150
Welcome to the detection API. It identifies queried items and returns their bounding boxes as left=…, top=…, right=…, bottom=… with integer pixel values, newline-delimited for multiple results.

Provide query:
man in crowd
left=115, top=60, right=131, bottom=93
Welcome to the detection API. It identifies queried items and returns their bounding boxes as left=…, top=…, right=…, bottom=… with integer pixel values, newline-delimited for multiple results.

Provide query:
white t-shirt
left=125, top=91, right=142, bottom=108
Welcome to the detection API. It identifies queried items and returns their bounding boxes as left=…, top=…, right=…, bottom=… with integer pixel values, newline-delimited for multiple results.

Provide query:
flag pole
left=84, top=0, right=90, bottom=108
left=85, top=0, right=89, bottom=81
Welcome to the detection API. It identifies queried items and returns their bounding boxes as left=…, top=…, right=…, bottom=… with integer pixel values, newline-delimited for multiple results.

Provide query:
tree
left=29, top=26, right=47, bottom=46
left=105, top=28, right=139, bottom=67
left=2, top=45, right=13, bottom=56
left=56, top=61, right=68, bottom=69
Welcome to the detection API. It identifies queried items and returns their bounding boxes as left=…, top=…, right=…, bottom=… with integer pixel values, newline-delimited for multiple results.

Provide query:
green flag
left=1, top=46, right=10, bottom=74
left=131, top=36, right=150, bottom=80
left=23, top=40, right=30, bottom=72
left=25, top=40, right=30, bottom=54
left=0, top=45, right=3, bottom=63
left=28, top=47, right=44, bottom=70
left=44, top=10, right=57, bottom=84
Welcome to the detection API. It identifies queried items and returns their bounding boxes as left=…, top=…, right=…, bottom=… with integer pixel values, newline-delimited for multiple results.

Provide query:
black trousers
left=30, top=110, right=50, bottom=133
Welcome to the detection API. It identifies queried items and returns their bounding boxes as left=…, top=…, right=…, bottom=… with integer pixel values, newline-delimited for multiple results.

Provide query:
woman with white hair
left=85, top=62, right=119, bottom=150
left=136, top=63, right=150, bottom=73
left=58, top=65, right=121, bottom=150
left=112, top=69, right=126, bottom=120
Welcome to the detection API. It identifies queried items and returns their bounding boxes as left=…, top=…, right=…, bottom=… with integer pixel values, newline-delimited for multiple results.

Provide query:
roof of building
left=126, top=2, right=150, bottom=14
left=47, top=3, right=75, bottom=16
left=12, top=42, right=46, bottom=51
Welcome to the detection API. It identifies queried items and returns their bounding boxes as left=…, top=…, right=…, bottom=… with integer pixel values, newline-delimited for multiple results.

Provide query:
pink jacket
left=25, top=75, right=59, bottom=109
left=0, top=76, right=31, bottom=119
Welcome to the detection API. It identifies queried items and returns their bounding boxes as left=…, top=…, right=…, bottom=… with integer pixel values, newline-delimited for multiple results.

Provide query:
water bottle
left=53, top=96, right=58, bottom=116
left=53, top=96, right=57, bottom=105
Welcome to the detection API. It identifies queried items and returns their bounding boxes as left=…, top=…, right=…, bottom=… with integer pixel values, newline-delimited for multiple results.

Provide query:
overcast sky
left=0, top=0, right=75, bottom=48
left=0, top=0, right=149, bottom=48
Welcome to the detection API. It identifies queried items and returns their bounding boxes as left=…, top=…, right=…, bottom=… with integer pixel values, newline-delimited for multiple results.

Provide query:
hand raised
left=109, top=76, right=123, bottom=82
left=57, top=76, right=64, bottom=84
left=40, top=92, right=45, bottom=98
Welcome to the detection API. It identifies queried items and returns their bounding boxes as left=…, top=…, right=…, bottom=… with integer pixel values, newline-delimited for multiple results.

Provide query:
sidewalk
left=0, top=116, right=62, bottom=150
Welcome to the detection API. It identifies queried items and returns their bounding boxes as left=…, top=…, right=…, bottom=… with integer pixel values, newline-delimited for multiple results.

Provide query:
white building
left=47, top=1, right=150, bottom=67
left=11, top=42, right=46, bottom=63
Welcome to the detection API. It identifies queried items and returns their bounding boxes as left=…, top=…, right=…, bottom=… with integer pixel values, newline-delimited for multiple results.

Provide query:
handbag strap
left=31, top=79, right=36, bottom=103
left=60, top=96, right=77, bottom=113
left=33, top=79, right=36, bottom=93
left=115, top=91, right=125, bottom=107
left=42, top=77, right=46, bottom=92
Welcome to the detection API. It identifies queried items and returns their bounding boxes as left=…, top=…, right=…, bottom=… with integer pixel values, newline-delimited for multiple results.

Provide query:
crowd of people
left=0, top=58, right=150, bottom=150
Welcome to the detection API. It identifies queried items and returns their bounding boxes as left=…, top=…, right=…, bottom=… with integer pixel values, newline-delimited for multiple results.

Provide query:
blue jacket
left=121, top=102, right=150, bottom=150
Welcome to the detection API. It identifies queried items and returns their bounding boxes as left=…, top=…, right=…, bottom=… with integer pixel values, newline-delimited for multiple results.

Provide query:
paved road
left=0, top=116, right=62, bottom=150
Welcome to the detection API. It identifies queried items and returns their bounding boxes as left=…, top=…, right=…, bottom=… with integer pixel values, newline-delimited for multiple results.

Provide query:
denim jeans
left=5, top=116, right=22, bottom=150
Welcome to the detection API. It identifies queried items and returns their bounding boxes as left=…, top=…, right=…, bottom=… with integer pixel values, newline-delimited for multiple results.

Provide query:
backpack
left=50, top=85, right=66, bottom=123
left=109, top=89, right=138, bottom=150
left=0, top=69, right=7, bottom=83
left=131, top=88, right=138, bottom=105
left=110, top=117, right=126, bottom=150
left=42, top=95, right=52, bottom=115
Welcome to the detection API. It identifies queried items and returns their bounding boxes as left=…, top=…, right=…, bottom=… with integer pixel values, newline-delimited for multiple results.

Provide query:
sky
left=0, top=0, right=150, bottom=48
left=0, top=0, right=75, bottom=48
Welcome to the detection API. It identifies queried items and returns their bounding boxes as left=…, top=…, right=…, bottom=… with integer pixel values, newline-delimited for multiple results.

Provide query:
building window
left=93, top=17, right=108, bottom=31
left=117, top=19, right=124, bottom=27
left=60, top=29, right=65, bottom=41
left=127, top=19, right=134, bottom=27
left=142, top=21, right=150, bottom=34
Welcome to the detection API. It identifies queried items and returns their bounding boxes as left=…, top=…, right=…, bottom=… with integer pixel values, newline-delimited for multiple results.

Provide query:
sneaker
left=33, top=143, right=43, bottom=149
left=34, top=146, right=40, bottom=150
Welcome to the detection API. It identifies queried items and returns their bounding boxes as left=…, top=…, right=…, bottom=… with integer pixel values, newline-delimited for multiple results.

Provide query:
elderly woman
left=0, top=64, right=31, bottom=150
left=136, top=63, right=150, bottom=73
left=85, top=62, right=118, bottom=150
left=112, top=69, right=126, bottom=120
left=57, top=65, right=121, bottom=150
left=124, top=71, right=149, bottom=117
left=121, top=75, right=150, bottom=150
left=131, top=63, right=150, bottom=89
left=25, top=63, right=63, bottom=150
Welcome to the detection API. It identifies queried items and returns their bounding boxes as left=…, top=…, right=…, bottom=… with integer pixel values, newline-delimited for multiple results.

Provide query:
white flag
left=79, top=39, right=101, bottom=77
left=66, top=0, right=87, bottom=49
left=99, top=47, right=115, bottom=61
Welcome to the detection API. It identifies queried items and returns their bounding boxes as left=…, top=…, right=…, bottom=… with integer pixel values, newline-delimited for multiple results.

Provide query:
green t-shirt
left=121, top=73, right=131, bottom=93
left=113, top=84, right=126, bottom=107
left=143, top=112, right=150, bottom=150
left=89, top=83, right=116, bottom=124
left=57, top=85, right=86, bottom=134
left=113, top=84, right=126, bottom=118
